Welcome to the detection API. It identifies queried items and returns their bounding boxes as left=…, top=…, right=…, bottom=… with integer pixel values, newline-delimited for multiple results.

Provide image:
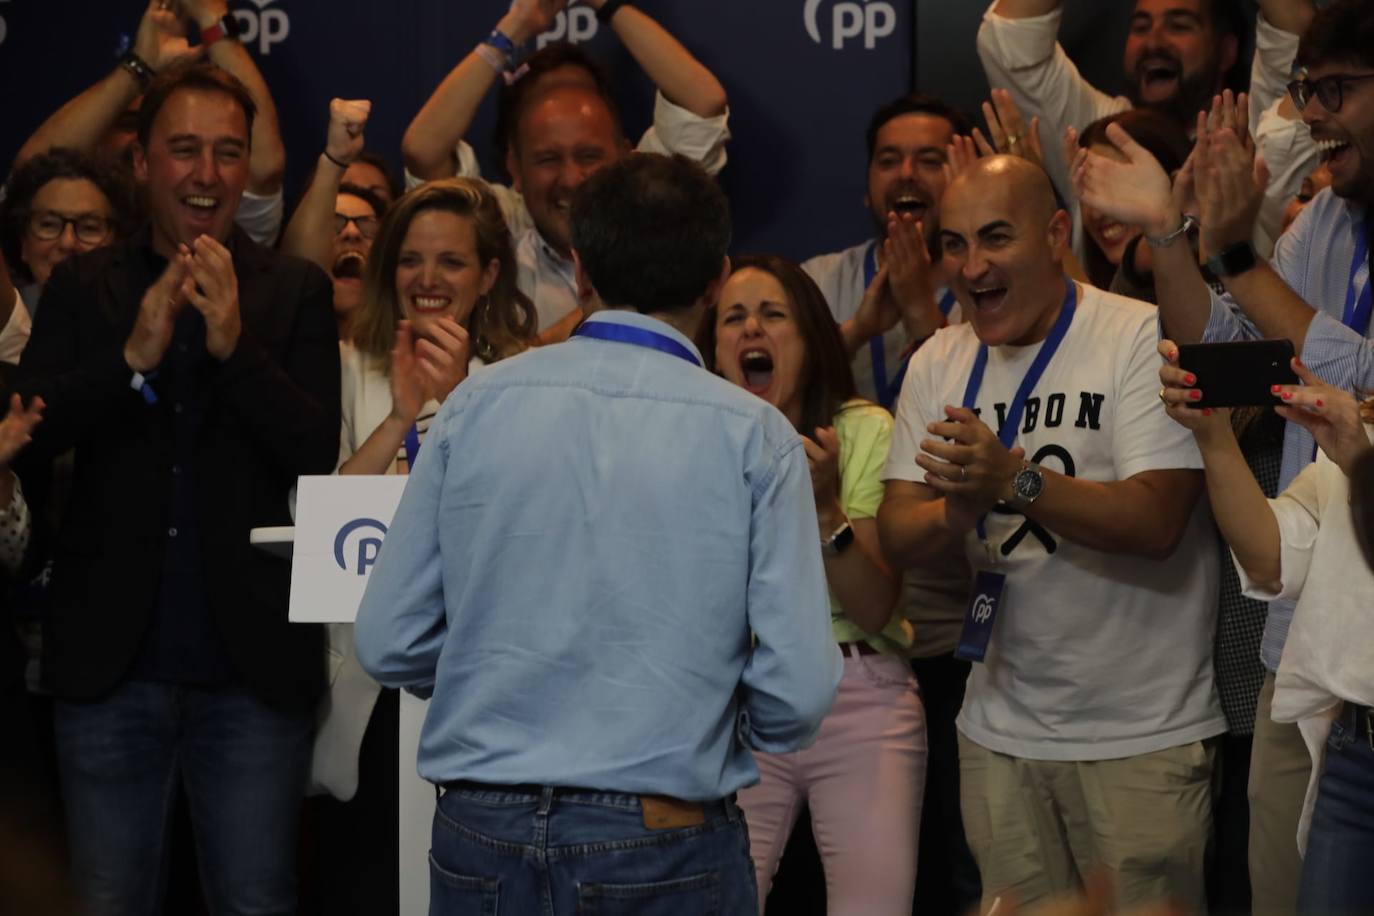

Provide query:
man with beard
left=802, top=92, right=984, bottom=916
left=1071, top=3, right=1374, bottom=911
left=977, top=0, right=1317, bottom=257
left=282, top=98, right=388, bottom=339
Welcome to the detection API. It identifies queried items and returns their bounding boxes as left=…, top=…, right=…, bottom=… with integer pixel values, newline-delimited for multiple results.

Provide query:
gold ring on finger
left=1158, top=388, right=1169, bottom=406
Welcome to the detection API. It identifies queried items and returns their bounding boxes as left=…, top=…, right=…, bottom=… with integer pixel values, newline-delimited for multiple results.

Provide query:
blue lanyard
left=403, top=423, right=421, bottom=469
left=961, top=280, right=1078, bottom=540
left=572, top=319, right=701, bottom=367
left=1341, top=218, right=1372, bottom=336
left=863, top=243, right=951, bottom=410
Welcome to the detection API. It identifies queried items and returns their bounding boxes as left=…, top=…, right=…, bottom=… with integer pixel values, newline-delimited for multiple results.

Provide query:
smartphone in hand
left=1176, top=339, right=1298, bottom=408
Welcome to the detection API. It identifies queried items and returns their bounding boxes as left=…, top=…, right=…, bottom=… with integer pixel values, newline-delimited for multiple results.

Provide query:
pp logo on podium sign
left=804, top=0, right=897, bottom=50
left=334, top=518, right=388, bottom=576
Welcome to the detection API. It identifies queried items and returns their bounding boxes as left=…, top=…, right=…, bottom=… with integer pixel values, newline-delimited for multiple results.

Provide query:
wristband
left=322, top=149, right=349, bottom=170
left=484, top=29, right=517, bottom=57
left=130, top=369, right=159, bottom=406
left=597, top=0, right=633, bottom=23
left=476, top=42, right=508, bottom=75
left=1144, top=213, right=1197, bottom=249
left=821, top=518, right=854, bottom=557
left=200, top=14, right=241, bottom=46
left=120, top=52, right=155, bottom=89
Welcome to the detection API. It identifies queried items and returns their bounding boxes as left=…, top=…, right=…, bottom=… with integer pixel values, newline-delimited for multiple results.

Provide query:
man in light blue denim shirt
left=355, top=154, right=841, bottom=915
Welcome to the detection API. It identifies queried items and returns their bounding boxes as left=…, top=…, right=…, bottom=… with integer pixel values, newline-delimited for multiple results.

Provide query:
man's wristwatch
left=821, top=518, right=855, bottom=557
left=1010, top=463, right=1045, bottom=506
left=1204, top=240, right=1258, bottom=278
left=200, top=14, right=241, bottom=46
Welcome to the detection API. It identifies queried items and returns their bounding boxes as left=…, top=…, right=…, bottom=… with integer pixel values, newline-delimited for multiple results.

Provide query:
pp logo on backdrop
left=804, top=0, right=897, bottom=50
left=231, top=0, right=290, bottom=56
left=334, top=518, right=388, bottom=576
left=536, top=6, right=598, bottom=49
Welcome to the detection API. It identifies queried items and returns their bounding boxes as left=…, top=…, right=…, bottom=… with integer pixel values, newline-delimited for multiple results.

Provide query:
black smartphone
left=1176, top=339, right=1298, bottom=408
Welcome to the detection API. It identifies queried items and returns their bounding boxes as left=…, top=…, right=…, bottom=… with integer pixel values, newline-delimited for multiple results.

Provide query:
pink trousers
left=739, top=651, right=928, bottom=915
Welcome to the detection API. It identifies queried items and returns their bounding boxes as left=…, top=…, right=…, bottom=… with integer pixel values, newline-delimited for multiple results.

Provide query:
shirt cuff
left=638, top=91, right=731, bottom=177
left=979, top=0, right=1063, bottom=69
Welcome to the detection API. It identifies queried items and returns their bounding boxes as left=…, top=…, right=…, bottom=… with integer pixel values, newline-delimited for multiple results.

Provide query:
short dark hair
left=336, top=182, right=387, bottom=220
left=352, top=151, right=402, bottom=205
left=866, top=94, right=974, bottom=165
left=571, top=154, right=730, bottom=313
left=0, top=147, right=138, bottom=284
left=136, top=61, right=256, bottom=148
left=1298, top=0, right=1374, bottom=71
left=699, top=255, right=858, bottom=436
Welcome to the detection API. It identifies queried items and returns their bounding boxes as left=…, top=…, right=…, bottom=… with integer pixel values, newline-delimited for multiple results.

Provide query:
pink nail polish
left=1270, top=384, right=1281, bottom=393
left=1184, top=373, right=1197, bottom=386
left=1190, top=390, right=1202, bottom=401
left=1281, top=392, right=1292, bottom=400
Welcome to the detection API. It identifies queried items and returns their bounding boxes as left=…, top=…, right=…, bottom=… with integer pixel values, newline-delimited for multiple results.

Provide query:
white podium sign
left=273, top=474, right=433, bottom=914
left=288, top=475, right=409, bottom=623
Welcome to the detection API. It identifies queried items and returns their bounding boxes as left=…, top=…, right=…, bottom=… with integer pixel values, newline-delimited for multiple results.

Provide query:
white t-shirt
left=885, top=283, right=1225, bottom=760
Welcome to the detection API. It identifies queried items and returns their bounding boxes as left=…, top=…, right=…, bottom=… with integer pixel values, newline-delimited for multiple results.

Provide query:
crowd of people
left=0, top=0, right=1372, bottom=914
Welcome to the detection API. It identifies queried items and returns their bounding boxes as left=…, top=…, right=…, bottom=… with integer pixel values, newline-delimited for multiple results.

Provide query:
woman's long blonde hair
left=350, top=177, right=535, bottom=365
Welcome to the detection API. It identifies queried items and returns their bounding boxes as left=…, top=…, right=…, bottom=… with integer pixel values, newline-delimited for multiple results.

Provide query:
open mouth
left=182, top=195, right=220, bottom=221
left=739, top=348, right=774, bottom=395
left=891, top=194, right=927, bottom=219
left=332, top=251, right=365, bottom=281
left=971, top=285, right=1009, bottom=313
left=410, top=295, right=451, bottom=314
left=1093, top=221, right=1130, bottom=247
left=1316, top=137, right=1353, bottom=166
left=1138, top=58, right=1180, bottom=96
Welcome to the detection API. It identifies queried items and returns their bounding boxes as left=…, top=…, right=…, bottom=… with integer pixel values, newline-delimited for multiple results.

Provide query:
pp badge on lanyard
left=953, top=280, right=1078, bottom=663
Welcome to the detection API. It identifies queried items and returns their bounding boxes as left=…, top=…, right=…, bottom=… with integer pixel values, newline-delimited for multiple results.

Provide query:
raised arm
left=402, top=0, right=565, bottom=181
left=281, top=99, right=371, bottom=274
left=182, top=0, right=286, bottom=194
left=991, top=0, right=1061, bottom=17
left=583, top=1, right=727, bottom=118
left=15, top=0, right=200, bottom=167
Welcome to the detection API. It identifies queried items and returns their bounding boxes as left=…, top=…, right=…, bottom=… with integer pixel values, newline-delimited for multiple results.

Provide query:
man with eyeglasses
left=1070, top=1, right=1374, bottom=911
left=282, top=98, right=389, bottom=340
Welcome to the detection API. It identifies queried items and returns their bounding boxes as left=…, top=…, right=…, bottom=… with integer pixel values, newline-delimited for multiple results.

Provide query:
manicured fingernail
left=1202, top=408, right=1213, bottom=416
left=1169, top=350, right=1178, bottom=361
left=1190, top=390, right=1202, bottom=401
left=1282, top=392, right=1292, bottom=400
left=1316, top=399, right=1324, bottom=407
left=1271, top=384, right=1281, bottom=393
left=1184, top=373, right=1197, bottom=386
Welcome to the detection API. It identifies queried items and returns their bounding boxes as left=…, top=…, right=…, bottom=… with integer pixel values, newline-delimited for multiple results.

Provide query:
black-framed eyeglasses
left=333, top=212, right=379, bottom=239
left=27, top=210, right=114, bottom=245
left=1287, top=72, right=1374, bottom=113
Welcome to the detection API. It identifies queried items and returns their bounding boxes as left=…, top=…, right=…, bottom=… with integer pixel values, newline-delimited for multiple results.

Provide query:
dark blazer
left=15, top=227, right=341, bottom=717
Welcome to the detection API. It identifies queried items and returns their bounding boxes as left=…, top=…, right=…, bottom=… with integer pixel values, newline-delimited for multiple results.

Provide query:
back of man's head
left=571, top=154, right=731, bottom=314
left=1298, top=0, right=1374, bottom=71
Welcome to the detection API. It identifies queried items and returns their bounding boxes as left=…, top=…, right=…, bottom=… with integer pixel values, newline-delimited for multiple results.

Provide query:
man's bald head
left=937, top=155, right=1074, bottom=348
left=946, top=155, right=1060, bottom=227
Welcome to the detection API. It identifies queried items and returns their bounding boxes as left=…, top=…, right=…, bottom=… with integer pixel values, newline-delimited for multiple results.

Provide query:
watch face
left=1014, top=467, right=1044, bottom=503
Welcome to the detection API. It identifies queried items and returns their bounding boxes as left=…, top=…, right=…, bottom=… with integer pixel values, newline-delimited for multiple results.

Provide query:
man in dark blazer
left=15, top=61, right=340, bottom=914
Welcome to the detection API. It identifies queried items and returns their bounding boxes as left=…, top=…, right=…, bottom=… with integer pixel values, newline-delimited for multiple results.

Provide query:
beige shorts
left=958, top=733, right=1215, bottom=911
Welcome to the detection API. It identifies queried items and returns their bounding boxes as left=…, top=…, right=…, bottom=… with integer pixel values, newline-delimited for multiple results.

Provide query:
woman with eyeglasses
left=0, top=147, right=135, bottom=328
left=281, top=99, right=389, bottom=340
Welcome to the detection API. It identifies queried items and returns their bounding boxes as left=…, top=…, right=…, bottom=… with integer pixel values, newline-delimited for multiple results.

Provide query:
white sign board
left=289, top=475, right=409, bottom=624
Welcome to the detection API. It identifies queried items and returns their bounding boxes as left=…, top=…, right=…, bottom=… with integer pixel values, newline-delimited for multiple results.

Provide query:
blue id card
left=954, top=570, right=1006, bottom=663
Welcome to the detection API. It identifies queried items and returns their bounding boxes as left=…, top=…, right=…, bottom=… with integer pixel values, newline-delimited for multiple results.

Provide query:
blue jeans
left=53, top=680, right=312, bottom=916
left=1298, top=706, right=1374, bottom=916
left=430, top=783, right=758, bottom=915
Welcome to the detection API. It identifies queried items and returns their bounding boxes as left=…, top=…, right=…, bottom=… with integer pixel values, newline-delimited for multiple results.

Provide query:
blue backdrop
left=0, top=1, right=1151, bottom=261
